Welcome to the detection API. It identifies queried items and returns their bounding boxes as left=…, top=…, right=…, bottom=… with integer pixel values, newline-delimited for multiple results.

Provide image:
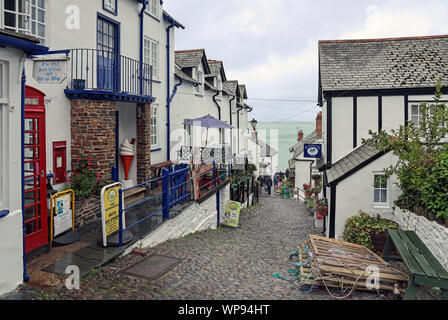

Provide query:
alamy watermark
left=65, top=265, right=80, bottom=290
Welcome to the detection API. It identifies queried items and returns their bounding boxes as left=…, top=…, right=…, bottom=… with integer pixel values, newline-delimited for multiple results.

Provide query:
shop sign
left=222, top=201, right=242, bottom=228
left=33, top=59, right=68, bottom=84
left=50, top=190, right=75, bottom=241
left=101, top=183, right=124, bottom=247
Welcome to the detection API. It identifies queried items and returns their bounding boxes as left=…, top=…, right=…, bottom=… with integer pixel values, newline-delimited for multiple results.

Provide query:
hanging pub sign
left=101, top=182, right=125, bottom=247
left=50, top=189, right=75, bottom=243
left=32, top=58, right=68, bottom=84
left=222, top=201, right=242, bottom=228
left=304, top=144, right=322, bottom=159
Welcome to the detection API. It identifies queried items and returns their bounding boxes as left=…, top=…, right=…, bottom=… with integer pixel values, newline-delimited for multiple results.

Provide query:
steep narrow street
left=16, top=193, right=378, bottom=300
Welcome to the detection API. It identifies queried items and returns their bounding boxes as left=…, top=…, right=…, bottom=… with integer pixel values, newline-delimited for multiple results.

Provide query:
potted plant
left=316, top=198, right=328, bottom=216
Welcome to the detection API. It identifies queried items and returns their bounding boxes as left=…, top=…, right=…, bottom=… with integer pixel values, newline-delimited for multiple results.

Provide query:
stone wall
left=71, top=100, right=116, bottom=182
left=136, top=103, right=152, bottom=183
left=384, top=208, right=448, bottom=270
left=74, top=195, right=101, bottom=228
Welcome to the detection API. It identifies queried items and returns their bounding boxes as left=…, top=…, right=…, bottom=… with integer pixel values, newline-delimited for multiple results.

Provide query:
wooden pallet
left=296, top=235, right=409, bottom=294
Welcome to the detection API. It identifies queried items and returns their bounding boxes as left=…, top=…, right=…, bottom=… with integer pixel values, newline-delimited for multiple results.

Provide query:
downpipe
left=166, top=21, right=175, bottom=161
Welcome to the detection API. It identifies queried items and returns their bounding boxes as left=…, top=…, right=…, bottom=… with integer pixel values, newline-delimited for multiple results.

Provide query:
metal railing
left=118, top=164, right=192, bottom=247
left=178, top=145, right=231, bottom=165
left=68, top=48, right=153, bottom=97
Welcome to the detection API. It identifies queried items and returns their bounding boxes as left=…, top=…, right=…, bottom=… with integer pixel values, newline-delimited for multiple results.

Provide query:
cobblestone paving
left=20, top=194, right=392, bottom=300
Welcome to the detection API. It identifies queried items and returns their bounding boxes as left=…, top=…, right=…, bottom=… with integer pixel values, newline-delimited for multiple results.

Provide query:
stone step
left=124, top=186, right=146, bottom=207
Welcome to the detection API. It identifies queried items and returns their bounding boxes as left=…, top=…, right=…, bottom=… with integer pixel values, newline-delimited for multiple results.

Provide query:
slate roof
left=174, top=66, right=200, bottom=85
left=175, top=49, right=210, bottom=74
left=319, top=35, right=448, bottom=92
left=239, top=84, right=248, bottom=99
left=207, top=60, right=227, bottom=81
left=325, top=140, right=386, bottom=185
left=222, top=83, right=233, bottom=95
left=224, top=81, right=239, bottom=95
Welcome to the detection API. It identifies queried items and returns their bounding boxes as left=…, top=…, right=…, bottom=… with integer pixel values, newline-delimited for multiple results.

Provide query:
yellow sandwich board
left=101, top=182, right=124, bottom=247
left=222, top=200, right=242, bottom=228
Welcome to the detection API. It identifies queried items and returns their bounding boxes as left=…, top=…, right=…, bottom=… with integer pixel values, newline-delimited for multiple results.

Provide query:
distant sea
left=254, top=121, right=315, bottom=172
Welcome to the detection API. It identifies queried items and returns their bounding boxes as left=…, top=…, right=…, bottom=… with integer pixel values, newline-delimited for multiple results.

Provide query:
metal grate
left=121, top=254, right=182, bottom=280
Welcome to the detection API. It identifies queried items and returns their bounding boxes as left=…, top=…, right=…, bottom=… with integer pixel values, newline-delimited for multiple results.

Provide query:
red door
left=24, top=86, right=48, bottom=253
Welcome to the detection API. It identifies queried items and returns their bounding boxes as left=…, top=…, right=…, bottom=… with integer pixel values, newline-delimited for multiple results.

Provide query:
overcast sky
left=164, top=0, right=448, bottom=122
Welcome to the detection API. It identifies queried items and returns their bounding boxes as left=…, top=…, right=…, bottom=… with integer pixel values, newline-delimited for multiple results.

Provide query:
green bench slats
left=384, top=229, right=448, bottom=300
left=405, top=231, right=448, bottom=280
left=396, top=230, right=438, bottom=278
left=388, top=229, right=424, bottom=275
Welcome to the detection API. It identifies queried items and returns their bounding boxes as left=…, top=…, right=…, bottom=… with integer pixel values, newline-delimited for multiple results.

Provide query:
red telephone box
left=24, top=85, right=48, bottom=253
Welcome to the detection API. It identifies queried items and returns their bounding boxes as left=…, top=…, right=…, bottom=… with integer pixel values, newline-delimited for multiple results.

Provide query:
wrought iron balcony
left=178, top=145, right=231, bottom=165
left=65, top=48, right=153, bottom=103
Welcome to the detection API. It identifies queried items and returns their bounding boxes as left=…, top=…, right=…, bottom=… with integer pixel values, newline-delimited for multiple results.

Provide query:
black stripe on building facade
left=404, top=95, right=409, bottom=128
left=329, top=184, right=337, bottom=239
left=378, top=96, right=382, bottom=132
left=353, top=96, right=357, bottom=149
left=326, top=97, right=332, bottom=167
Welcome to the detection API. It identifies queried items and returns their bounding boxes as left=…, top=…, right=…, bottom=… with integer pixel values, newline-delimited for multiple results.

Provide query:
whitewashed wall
left=0, top=47, right=26, bottom=295
left=325, top=152, right=400, bottom=239
left=124, top=184, right=230, bottom=253
left=383, top=208, right=448, bottom=271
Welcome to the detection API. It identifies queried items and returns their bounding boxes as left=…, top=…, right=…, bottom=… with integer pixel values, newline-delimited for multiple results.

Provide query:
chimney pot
left=298, top=130, right=304, bottom=142
left=316, top=112, right=323, bottom=138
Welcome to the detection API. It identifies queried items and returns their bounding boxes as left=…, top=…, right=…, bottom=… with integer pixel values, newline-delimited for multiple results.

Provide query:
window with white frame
left=145, top=0, right=158, bottom=18
left=144, top=37, right=159, bottom=79
left=193, top=69, right=203, bottom=95
left=410, top=103, right=446, bottom=128
left=373, top=174, right=388, bottom=205
left=150, top=104, right=158, bottom=146
left=2, top=0, right=46, bottom=43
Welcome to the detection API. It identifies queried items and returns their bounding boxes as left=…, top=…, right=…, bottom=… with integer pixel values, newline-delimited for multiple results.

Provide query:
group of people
left=258, top=170, right=291, bottom=196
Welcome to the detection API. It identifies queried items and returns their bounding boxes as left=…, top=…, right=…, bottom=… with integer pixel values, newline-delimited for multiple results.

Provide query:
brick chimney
left=316, top=111, right=322, bottom=138
left=298, top=130, right=304, bottom=142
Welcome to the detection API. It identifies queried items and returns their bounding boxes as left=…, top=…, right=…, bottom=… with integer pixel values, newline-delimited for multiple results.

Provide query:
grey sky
left=164, top=0, right=448, bottom=122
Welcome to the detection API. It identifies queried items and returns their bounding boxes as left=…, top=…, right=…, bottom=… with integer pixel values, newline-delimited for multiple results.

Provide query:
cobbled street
left=21, top=194, right=381, bottom=300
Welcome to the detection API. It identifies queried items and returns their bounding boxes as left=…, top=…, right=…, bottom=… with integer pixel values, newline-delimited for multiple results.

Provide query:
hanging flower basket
left=316, top=204, right=328, bottom=217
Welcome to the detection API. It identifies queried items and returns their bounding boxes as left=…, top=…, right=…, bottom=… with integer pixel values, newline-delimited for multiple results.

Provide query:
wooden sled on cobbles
left=274, top=235, right=409, bottom=299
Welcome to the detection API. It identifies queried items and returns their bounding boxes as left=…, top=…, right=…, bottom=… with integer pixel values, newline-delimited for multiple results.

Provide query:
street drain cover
left=121, top=254, right=182, bottom=280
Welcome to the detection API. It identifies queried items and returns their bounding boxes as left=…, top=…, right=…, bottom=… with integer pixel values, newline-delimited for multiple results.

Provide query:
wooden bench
left=382, top=229, right=448, bottom=300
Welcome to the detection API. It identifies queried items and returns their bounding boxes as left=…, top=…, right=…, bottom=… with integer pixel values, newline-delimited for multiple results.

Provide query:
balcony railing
left=67, top=48, right=153, bottom=98
left=178, top=145, right=231, bottom=165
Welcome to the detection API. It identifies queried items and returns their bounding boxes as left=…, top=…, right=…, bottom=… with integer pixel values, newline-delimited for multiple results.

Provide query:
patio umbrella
left=184, top=115, right=233, bottom=146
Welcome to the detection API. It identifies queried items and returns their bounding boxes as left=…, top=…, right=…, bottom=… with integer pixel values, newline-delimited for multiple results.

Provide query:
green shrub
left=342, top=210, right=399, bottom=250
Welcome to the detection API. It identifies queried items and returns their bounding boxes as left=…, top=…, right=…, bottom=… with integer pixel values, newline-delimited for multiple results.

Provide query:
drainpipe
left=229, top=94, right=235, bottom=156
left=212, top=90, right=222, bottom=145
left=139, top=0, right=147, bottom=96
left=21, top=65, right=29, bottom=283
left=166, top=21, right=175, bottom=161
left=237, top=103, right=243, bottom=154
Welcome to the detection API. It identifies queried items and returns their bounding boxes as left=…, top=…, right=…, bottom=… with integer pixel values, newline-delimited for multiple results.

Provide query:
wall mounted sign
left=222, top=201, right=242, bottom=228
left=33, top=59, right=68, bottom=84
left=304, top=144, right=322, bottom=159
left=103, top=0, right=117, bottom=15
left=101, top=182, right=124, bottom=247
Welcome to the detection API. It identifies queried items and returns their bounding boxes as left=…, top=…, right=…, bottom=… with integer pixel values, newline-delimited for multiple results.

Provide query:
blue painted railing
left=68, top=48, right=153, bottom=98
left=118, top=164, right=193, bottom=247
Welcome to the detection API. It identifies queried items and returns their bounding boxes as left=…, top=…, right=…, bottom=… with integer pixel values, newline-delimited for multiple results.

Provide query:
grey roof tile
left=319, top=35, right=448, bottom=91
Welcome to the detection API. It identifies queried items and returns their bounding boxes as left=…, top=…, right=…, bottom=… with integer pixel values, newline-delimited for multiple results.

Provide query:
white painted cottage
left=0, top=0, right=184, bottom=254
left=172, top=49, right=252, bottom=164
left=289, top=112, right=323, bottom=200
left=318, top=35, right=448, bottom=239
left=0, top=29, right=48, bottom=295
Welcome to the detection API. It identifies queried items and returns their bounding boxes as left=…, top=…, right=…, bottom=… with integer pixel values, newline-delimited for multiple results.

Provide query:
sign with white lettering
left=33, top=59, right=68, bottom=84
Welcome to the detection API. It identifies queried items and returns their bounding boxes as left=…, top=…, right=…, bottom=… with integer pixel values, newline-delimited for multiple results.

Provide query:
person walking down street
left=274, top=173, right=279, bottom=188
left=257, top=175, right=263, bottom=194
left=266, top=176, right=273, bottom=195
